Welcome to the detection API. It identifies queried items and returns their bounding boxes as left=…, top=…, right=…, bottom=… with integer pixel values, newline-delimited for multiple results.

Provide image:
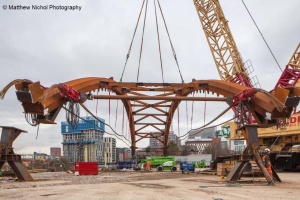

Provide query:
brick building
left=50, top=147, right=61, bottom=158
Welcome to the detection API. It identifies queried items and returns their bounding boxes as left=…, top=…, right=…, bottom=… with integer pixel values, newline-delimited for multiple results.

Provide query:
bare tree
left=202, top=144, right=212, bottom=154
left=166, top=140, right=181, bottom=156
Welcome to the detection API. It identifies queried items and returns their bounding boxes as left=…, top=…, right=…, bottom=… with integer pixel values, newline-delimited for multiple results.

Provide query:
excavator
left=194, top=0, right=300, bottom=171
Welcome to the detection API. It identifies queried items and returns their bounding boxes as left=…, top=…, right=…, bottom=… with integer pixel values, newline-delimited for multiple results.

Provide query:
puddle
left=0, top=179, right=16, bottom=183
left=128, top=183, right=173, bottom=189
left=41, top=193, right=59, bottom=197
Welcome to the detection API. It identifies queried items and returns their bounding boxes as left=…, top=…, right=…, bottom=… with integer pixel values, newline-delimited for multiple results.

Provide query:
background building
left=188, top=127, right=217, bottom=140
left=116, top=147, right=132, bottom=162
left=33, top=152, right=49, bottom=160
left=220, top=123, right=245, bottom=153
left=50, top=147, right=61, bottom=158
left=186, top=127, right=217, bottom=154
left=186, top=138, right=213, bottom=154
left=103, top=137, right=116, bottom=164
left=149, top=131, right=178, bottom=147
left=61, top=116, right=105, bottom=164
left=186, top=126, right=245, bottom=155
left=116, top=148, right=124, bottom=162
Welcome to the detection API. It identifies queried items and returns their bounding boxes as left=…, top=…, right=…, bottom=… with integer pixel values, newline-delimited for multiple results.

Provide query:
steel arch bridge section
left=2, top=77, right=294, bottom=156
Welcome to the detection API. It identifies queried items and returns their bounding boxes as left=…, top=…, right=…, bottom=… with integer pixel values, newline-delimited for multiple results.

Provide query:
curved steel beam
left=4, top=77, right=293, bottom=156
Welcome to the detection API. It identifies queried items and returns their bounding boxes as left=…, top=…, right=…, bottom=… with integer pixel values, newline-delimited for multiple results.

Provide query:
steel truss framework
left=9, top=78, right=293, bottom=156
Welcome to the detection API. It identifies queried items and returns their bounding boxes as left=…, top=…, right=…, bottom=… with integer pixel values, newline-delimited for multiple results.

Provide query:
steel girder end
left=285, top=96, right=300, bottom=107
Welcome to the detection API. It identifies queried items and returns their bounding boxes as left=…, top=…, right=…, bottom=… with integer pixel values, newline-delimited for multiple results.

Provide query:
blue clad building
left=61, top=116, right=105, bottom=134
left=61, top=116, right=105, bottom=164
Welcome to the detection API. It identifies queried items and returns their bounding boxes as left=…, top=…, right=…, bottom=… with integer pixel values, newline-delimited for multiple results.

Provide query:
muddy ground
left=1, top=170, right=300, bottom=199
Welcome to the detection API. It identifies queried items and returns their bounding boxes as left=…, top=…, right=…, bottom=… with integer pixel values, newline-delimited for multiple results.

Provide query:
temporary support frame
left=0, top=126, right=33, bottom=181
left=226, top=125, right=281, bottom=185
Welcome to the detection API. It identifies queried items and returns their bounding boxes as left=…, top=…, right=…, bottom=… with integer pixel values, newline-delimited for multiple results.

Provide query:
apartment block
left=103, top=137, right=116, bottom=164
left=61, top=116, right=105, bottom=164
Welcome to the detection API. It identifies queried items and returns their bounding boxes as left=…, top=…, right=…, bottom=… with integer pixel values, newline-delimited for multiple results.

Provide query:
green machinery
left=194, top=160, right=207, bottom=168
left=139, top=156, right=177, bottom=171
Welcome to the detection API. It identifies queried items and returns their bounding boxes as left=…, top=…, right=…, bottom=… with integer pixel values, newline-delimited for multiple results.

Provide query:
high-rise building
left=149, top=131, right=178, bottom=147
left=61, top=116, right=105, bottom=164
left=50, top=147, right=61, bottom=158
left=103, top=137, right=116, bottom=164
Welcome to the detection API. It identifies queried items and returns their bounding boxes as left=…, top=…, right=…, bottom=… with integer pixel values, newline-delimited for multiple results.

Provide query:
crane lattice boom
left=274, top=43, right=300, bottom=89
left=194, top=0, right=252, bottom=87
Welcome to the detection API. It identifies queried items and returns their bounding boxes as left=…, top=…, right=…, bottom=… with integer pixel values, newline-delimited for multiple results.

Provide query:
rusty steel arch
left=2, top=77, right=292, bottom=156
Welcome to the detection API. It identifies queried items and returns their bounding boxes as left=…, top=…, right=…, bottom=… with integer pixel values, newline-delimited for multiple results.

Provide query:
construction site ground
left=1, top=170, right=300, bottom=200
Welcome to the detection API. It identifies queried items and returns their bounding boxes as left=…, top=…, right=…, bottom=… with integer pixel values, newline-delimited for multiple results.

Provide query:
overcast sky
left=0, top=0, right=299, bottom=155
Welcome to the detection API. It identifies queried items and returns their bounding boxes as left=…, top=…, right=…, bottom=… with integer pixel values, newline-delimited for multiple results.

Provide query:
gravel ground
left=1, top=170, right=300, bottom=199
left=0, top=170, right=193, bottom=189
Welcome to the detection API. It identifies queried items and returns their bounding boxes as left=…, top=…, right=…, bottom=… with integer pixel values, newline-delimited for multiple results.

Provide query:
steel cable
left=120, top=0, right=147, bottom=82
left=0, top=79, right=33, bottom=99
left=241, top=0, right=282, bottom=72
left=25, top=113, right=38, bottom=126
left=186, top=101, right=189, bottom=133
left=157, top=0, right=184, bottom=83
left=62, top=105, right=131, bottom=147
left=180, top=117, right=235, bottom=142
left=35, top=124, right=40, bottom=140
left=66, top=101, right=80, bottom=130
left=178, top=105, right=234, bottom=140
left=79, top=103, right=131, bottom=143
left=191, top=93, right=195, bottom=129
left=137, top=0, right=149, bottom=82
left=154, top=0, right=165, bottom=83
left=115, top=100, right=119, bottom=130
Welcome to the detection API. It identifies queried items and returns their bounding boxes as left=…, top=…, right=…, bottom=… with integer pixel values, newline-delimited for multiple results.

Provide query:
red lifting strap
left=58, top=84, right=80, bottom=102
left=233, top=88, right=257, bottom=106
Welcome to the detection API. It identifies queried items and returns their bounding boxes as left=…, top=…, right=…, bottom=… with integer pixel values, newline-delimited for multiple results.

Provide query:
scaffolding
left=61, top=117, right=105, bottom=163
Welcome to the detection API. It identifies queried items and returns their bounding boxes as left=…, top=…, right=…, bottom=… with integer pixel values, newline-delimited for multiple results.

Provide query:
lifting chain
left=66, top=100, right=80, bottom=130
left=25, top=113, right=38, bottom=126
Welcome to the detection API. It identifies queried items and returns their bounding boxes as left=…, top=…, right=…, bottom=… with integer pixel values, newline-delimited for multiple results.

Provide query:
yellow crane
left=193, top=0, right=252, bottom=87
left=194, top=0, right=258, bottom=126
left=227, top=44, right=300, bottom=153
left=193, top=0, right=300, bottom=171
left=253, top=43, right=300, bottom=151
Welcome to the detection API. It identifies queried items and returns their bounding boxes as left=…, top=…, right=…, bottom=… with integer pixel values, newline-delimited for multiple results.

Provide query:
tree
left=180, top=145, right=190, bottom=156
left=166, top=140, right=181, bottom=156
left=145, top=146, right=151, bottom=153
left=202, top=144, right=212, bottom=154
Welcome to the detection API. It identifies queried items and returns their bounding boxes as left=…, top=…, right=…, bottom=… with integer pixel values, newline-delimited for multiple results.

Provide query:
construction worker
left=261, top=148, right=272, bottom=180
left=145, top=161, right=151, bottom=171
